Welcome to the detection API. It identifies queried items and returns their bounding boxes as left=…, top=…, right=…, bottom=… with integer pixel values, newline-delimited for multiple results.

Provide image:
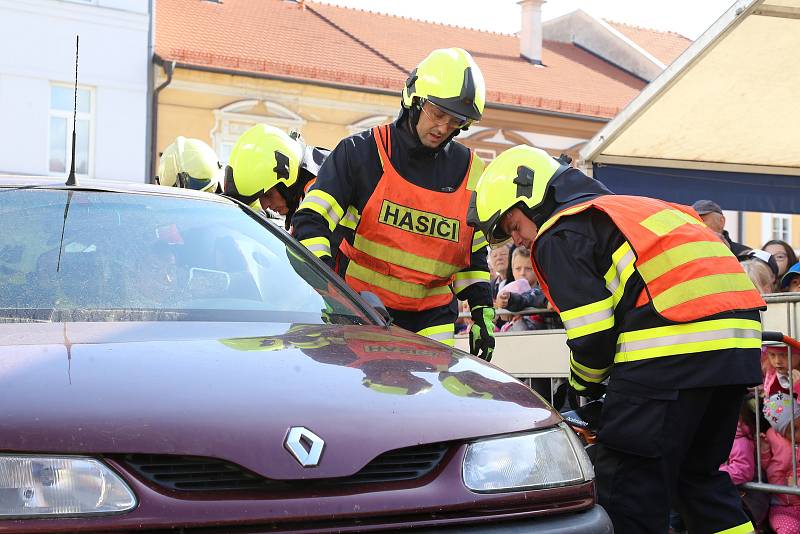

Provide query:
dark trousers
left=595, top=384, right=751, bottom=534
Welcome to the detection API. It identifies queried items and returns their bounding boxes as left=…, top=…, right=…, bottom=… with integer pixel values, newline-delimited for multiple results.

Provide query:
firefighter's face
left=500, top=208, right=538, bottom=250
left=416, top=101, right=459, bottom=148
left=259, top=187, right=289, bottom=215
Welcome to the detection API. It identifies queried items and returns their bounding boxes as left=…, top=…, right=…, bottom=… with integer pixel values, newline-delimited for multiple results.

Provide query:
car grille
left=118, top=442, right=450, bottom=491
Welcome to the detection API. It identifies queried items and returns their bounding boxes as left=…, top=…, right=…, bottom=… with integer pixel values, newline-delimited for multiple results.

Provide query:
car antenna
left=57, top=35, right=79, bottom=272
left=66, top=35, right=79, bottom=186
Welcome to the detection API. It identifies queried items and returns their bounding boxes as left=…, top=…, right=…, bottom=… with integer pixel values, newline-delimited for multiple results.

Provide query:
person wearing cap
left=782, top=262, right=800, bottom=293
left=468, top=144, right=767, bottom=533
left=739, top=249, right=779, bottom=292
left=292, top=48, right=494, bottom=358
left=692, top=200, right=750, bottom=255
left=224, top=124, right=329, bottom=230
left=156, top=137, right=224, bottom=193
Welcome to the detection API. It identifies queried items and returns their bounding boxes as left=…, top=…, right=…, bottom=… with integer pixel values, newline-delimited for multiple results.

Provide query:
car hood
left=0, top=322, right=557, bottom=479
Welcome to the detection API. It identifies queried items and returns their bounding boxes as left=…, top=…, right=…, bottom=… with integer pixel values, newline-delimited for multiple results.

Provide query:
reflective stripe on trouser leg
left=715, top=522, right=754, bottom=534
left=417, top=323, right=455, bottom=346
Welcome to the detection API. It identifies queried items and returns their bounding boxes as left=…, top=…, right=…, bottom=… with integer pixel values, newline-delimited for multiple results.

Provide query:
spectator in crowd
left=497, top=279, right=536, bottom=332
left=763, top=240, right=798, bottom=279
left=488, top=244, right=511, bottom=298
left=692, top=199, right=750, bottom=255
left=739, top=252, right=779, bottom=293
left=780, top=262, right=800, bottom=293
left=761, top=392, right=800, bottom=534
left=763, top=343, right=800, bottom=398
left=510, top=246, right=537, bottom=288
left=740, top=258, right=775, bottom=295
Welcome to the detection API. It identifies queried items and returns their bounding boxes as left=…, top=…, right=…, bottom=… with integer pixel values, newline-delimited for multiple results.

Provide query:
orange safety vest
left=339, top=125, right=475, bottom=311
left=532, top=195, right=766, bottom=322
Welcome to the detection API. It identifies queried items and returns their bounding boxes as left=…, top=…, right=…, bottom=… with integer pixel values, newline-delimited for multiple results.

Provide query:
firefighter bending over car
left=156, top=136, right=224, bottom=194
left=292, top=48, right=494, bottom=358
left=468, top=144, right=766, bottom=534
left=224, top=124, right=329, bottom=230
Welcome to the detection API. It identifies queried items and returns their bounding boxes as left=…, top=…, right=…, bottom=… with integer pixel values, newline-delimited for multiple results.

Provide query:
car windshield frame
left=0, top=183, right=386, bottom=327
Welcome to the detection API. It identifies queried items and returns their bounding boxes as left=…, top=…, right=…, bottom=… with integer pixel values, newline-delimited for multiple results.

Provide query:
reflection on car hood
left=0, top=322, right=556, bottom=479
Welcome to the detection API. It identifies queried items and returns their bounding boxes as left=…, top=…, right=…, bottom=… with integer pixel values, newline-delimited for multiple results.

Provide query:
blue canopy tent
left=580, top=0, right=800, bottom=215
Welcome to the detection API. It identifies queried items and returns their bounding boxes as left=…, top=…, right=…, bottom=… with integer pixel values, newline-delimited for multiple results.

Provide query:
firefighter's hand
left=469, top=306, right=496, bottom=362
left=568, top=374, right=606, bottom=401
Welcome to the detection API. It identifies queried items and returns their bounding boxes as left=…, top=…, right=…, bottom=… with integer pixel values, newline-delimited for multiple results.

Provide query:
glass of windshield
left=0, top=189, right=373, bottom=325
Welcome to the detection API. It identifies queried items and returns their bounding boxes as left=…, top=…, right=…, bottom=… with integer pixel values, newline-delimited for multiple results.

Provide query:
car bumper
left=414, top=505, right=612, bottom=533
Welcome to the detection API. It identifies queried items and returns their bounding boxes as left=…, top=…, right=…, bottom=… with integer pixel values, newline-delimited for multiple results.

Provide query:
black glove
left=469, top=306, right=496, bottom=362
left=568, top=374, right=606, bottom=402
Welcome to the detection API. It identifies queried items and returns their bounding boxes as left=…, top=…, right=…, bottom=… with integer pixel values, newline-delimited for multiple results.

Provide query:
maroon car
left=0, top=178, right=611, bottom=532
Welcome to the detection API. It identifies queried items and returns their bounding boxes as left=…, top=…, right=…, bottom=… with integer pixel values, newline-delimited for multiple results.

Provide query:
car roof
left=0, top=175, right=233, bottom=204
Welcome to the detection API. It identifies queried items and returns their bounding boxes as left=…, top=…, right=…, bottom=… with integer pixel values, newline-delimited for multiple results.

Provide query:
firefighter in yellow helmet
left=293, top=48, right=495, bottom=357
left=224, top=124, right=329, bottom=230
left=156, top=136, right=223, bottom=193
left=468, top=144, right=765, bottom=533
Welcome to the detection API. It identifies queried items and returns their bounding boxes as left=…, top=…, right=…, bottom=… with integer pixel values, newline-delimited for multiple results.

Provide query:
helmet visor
left=467, top=192, right=511, bottom=245
left=177, top=172, right=215, bottom=192
left=421, top=100, right=470, bottom=129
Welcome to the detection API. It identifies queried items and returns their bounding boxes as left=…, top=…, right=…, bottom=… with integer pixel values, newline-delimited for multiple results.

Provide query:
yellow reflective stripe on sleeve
left=417, top=323, right=455, bottom=346
left=603, top=242, right=636, bottom=307
left=637, top=241, right=733, bottom=283
left=299, top=237, right=331, bottom=258
left=615, top=318, right=762, bottom=363
left=560, top=296, right=615, bottom=340
left=297, top=190, right=344, bottom=232
left=653, top=273, right=757, bottom=314
left=340, top=206, right=361, bottom=231
left=640, top=208, right=703, bottom=237
left=353, top=234, right=461, bottom=278
left=346, top=262, right=452, bottom=300
left=466, top=153, right=486, bottom=190
left=472, top=231, right=488, bottom=252
left=715, top=521, right=754, bottom=534
left=453, top=270, right=490, bottom=294
left=570, top=356, right=611, bottom=384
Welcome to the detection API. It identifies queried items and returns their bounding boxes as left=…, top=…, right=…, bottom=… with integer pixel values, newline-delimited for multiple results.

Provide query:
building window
left=49, top=85, right=93, bottom=176
left=762, top=213, right=792, bottom=244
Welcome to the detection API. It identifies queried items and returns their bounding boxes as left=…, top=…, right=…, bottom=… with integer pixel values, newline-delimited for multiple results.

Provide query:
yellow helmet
left=157, top=137, right=223, bottom=193
left=402, top=48, right=485, bottom=126
left=468, top=145, right=569, bottom=244
left=225, top=124, right=303, bottom=207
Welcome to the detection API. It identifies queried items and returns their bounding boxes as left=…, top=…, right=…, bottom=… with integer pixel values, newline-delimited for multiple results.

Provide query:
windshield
left=0, top=189, right=374, bottom=325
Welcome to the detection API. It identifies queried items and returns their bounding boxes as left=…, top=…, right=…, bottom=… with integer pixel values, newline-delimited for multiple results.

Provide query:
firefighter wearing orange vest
left=468, top=145, right=765, bottom=534
left=292, top=48, right=494, bottom=357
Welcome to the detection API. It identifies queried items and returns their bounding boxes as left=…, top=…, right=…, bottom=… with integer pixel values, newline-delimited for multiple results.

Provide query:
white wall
left=0, top=0, right=149, bottom=181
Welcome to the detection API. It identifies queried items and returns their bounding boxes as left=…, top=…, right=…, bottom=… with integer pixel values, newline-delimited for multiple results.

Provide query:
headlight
left=463, top=423, right=595, bottom=492
left=0, top=455, right=136, bottom=517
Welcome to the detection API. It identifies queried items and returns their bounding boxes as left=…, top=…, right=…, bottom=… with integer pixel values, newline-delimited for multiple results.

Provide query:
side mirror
left=360, top=291, right=392, bottom=324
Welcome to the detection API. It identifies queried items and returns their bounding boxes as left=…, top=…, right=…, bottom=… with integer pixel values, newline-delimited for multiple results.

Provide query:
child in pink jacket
left=763, top=343, right=800, bottom=397
left=761, top=391, right=800, bottom=533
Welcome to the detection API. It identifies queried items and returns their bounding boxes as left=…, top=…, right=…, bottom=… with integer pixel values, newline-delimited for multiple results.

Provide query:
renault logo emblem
left=284, top=427, right=324, bottom=467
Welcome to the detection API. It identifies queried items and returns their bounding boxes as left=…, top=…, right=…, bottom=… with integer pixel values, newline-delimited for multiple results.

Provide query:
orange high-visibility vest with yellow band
left=532, top=195, right=766, bottom=323
left=339, top=125, right=479, bottom=311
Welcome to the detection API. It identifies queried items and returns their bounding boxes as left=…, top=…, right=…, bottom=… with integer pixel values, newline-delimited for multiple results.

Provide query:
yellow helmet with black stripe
left=467, top=145, right=569, bottom=244
left=225, top=124, right=303, bottom=207
left=402, top=48, right=485, bottom=127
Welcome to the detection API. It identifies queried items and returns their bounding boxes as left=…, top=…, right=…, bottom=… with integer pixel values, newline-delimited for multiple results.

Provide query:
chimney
left=518, top=0, right=546, bottom=64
